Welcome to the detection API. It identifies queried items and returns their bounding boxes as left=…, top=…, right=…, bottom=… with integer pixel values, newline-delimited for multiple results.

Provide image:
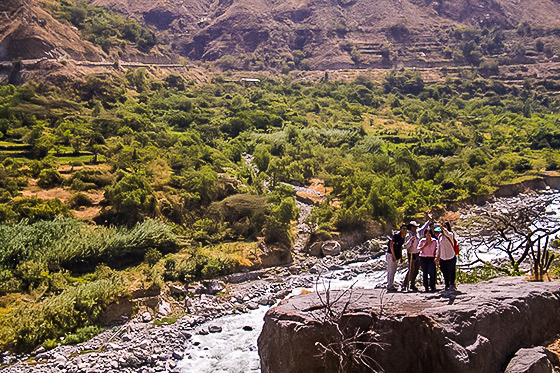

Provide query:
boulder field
left=258, top=277, right=560, bottom=373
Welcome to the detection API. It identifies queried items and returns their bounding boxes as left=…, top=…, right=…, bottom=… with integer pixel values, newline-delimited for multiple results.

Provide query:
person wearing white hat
left=402, top=220, right=430, bottom=291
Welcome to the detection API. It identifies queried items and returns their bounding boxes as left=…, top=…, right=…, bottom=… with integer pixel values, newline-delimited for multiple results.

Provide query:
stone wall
left=258, top=277, right=560, bottom=373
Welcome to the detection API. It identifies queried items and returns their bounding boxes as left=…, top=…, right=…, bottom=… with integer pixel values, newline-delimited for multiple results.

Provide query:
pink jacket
left=418, top=238, right=439, bottom=258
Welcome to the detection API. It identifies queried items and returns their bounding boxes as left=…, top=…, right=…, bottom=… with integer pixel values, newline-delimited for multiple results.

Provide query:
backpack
left=453, top=239, right=460, bottom=255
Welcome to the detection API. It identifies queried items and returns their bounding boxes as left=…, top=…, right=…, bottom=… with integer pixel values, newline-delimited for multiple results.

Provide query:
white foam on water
left=178, top=306, right=269, bottom=373
left=177, top=262, right=392, bottom=373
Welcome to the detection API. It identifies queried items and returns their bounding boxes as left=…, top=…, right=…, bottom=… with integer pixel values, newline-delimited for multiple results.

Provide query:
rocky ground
left=0, top=239, right=386, bottom=373
left=259, top=276, right=560, bottom=373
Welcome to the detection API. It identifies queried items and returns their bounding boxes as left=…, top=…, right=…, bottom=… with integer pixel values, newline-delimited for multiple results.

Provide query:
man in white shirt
left=402, top=220, right=430, bottom=291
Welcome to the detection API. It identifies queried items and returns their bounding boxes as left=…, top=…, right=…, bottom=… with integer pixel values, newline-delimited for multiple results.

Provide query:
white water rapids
left=177, top=189, right=560, bottom=373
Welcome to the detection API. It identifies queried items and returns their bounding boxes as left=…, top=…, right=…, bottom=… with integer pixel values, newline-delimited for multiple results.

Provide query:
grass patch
left=55, top=154, right=106, bottom=164
left=153, top=315, right=180, bottom=326
left=0, top=218, right=179, bottom=273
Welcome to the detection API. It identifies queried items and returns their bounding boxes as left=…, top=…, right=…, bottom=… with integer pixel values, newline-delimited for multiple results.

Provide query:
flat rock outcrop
left=258, top=277, right=560, bottom=373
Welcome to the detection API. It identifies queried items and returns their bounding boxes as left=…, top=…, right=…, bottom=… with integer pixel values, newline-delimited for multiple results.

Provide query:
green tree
left=104, top=172, right=154, bottom=223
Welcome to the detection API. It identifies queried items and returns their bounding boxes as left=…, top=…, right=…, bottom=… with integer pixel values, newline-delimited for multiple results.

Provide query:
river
left=176, top=188, right=560, bottom=373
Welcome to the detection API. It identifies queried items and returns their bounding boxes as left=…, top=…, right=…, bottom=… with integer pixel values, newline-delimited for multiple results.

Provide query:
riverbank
left=3, top=185, right=560, bottom=372
left=0, top=240, right=385, bottom=373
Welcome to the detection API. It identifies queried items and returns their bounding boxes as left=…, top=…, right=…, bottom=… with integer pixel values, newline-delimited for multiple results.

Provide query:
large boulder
left=258, top=277, right=560, bottom=373
left=321, top=240, right=341, bottom=256
left=505, top=347, right=555, bottom=373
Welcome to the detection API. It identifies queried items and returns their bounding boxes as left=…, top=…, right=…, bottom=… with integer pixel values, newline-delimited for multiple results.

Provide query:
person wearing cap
left=418, top=227, right=439, bottom=292
left=386, top=224, right=407, bottom=291
left=436, top=222, right=458, bottom=291
left=402, top=220, right=429, bottom=291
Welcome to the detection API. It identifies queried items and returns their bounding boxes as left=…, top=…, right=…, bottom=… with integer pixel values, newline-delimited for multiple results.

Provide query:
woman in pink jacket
left=418, top=230, right=439, bottom=292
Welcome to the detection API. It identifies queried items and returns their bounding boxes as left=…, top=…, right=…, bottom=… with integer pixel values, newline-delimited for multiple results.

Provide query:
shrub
left=37, top=169, right=62, bottom=189
left=69, top=193, right=93, bottom=208
left=8, top=197, right=70, bottom=223
left=478, top=60, right=499, bottom=78
left=72, top=169, right=114, bottom=187
left=144, top=248, right=162, bottom=267
left=61, top=326, right=103, bottom=346
left=1, top=273, right=124, bottom=351
left=163, top=257, right=177, bottom=281
left=104, top=172, right=154, bottom=223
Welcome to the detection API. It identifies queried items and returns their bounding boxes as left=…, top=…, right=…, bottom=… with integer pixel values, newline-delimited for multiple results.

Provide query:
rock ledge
left=258, top=277, right=560, bottom=373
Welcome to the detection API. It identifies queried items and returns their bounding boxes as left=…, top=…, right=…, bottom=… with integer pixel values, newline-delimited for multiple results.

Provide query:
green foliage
left=72, top=168, right=114, bottom=188
left=1, top=268, right=124, bottom=351
left=1, top=197, right=71, bottom=223
left=24, top=124, right=55, bottom=159
left=207, top=194, right=268, bottom=241
left=55, top=0, right=157, bottom=53
left=60, top=325, right=103, bottom=346
left=1, top=63, right=560, bottom=260
left=37, top=169, right=63, bottom=189
left=478, top=59, right=500, bottom=78
left=264, top=188, right=298, bottom=247
left=144, top=247, right=162, bottom=267
left=69, top=192, right=93, bottom=208
left=104, top=171, right=155, bottom=223
left=163, top=248, right=239, bottom=283
left=383, top=70, right=424, bottom=95
left=456, top=263, right=504, bottom=283
left=0, top=218, right=178, bottom=273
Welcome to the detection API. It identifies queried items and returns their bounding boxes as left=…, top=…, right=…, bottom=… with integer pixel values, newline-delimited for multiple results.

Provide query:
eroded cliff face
left=0, top=0, right=105, bottom=61
left=258, top=277, right=560, bottom=373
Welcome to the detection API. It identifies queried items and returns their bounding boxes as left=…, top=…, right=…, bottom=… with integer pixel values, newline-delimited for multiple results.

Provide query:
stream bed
left=177, top=189, right=560, bottom=373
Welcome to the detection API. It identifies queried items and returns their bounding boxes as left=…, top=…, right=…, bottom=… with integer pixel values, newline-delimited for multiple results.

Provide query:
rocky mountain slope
left=90, top=0, right=560, bottom=69
left=0, top=0, right=104, bottom=61
left=2, top=0, right=560, bottom=70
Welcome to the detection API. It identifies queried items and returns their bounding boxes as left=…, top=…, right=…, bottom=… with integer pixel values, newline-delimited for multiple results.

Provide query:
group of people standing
left=386, top=219, right=459, bottom=293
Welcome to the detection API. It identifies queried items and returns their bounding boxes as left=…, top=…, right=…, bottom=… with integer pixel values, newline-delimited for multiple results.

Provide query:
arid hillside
left=90, top=0, right=560, bottom=69
left=0, top=0, right=105, bottom=61
left=0, top=0, right=175, bottom=64
left=1, top=0, right=560, bottom=70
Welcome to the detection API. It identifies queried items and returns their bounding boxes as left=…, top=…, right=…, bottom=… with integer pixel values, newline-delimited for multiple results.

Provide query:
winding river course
left=3, top=186, right=560, bottom=373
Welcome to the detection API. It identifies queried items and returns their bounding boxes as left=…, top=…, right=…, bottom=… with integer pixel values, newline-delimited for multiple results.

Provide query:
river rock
left=194, top=280, right=226, bottom=295
left=306, top=241, right=323, bottom=257
left=208, top=325, right=222, bottom=333
left=321, top=240, right=341, bottom=256
left=158, top=300, right=171, bottom=316
left=141, top=311, right=153, bottom=322
left=168, top=283, right=186, bottom=295
left=275, top=289, right=291, bottom=299
left=35, top=352, right=50, bottom=360
left=223, top=270, right=266, bottom=284
left=258, top=277, right=560, bottom=373
left=246, top=302, right=259, bottom=310
left=505, top=347, right=554, bottom=373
